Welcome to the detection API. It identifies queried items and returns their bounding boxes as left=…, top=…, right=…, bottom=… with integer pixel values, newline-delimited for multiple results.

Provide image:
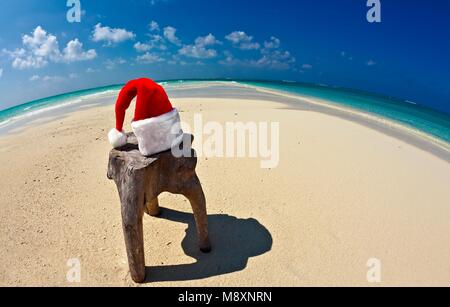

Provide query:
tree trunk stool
left=107, top=133, right=211, bottom=283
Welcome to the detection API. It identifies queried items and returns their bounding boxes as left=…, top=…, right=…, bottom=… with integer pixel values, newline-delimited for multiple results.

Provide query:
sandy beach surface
left=1, top=89, right=450, bottom=286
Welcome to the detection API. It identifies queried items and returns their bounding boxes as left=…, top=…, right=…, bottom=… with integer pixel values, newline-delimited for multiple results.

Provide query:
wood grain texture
left=107, top=133, right=211, bottom=283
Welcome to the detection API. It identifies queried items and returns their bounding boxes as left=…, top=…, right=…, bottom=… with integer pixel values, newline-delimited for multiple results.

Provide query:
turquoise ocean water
left=0, top=80, right=449, bottom=145
left=243, top=81, right=450, bottom=145
left=0, top=84, right=122, bottom=129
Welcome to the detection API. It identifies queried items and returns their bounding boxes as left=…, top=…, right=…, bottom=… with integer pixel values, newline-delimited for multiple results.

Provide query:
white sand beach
left=1, top=90, right=450, bottom=286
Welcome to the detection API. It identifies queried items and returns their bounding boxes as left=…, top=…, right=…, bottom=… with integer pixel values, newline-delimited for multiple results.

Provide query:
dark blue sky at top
left=0, top=0, right=449, bottom=114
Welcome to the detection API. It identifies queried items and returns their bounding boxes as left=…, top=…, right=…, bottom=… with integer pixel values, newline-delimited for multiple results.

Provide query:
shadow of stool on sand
left=145, top=208, right=273, bottom=283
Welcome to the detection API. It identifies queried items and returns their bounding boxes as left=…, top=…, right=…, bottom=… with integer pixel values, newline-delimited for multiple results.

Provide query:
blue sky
left=0, top=0, right=449, bottom=114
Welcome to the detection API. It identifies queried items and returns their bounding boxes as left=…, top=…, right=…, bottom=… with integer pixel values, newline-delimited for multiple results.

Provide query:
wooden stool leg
left=145, top=197, right=161, bottom=217
left=183, top=175, right=211, bottom=253
left=119, top=183, right=146, bottom=283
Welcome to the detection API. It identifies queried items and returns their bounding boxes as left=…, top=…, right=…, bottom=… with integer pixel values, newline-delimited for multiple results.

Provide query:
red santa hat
left=108, top=78, right=183, bottom=156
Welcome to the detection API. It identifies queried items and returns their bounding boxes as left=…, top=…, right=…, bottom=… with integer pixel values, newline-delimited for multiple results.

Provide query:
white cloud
left=302, top=64, right=313, bottom=70
left=0, top=68, right=3, bottom=78
left=257, top=50, right=296, bottom=70
left=3, top=26, right=58, bottom=69
left=3, top=26, right=96, bottom=70
left=86, top=68, right=98, bottom=73
left=195, top=34, right=221, bottom=46
left=62, top=39, right=97, bottom=62
left=179, top=34, right=219, bottom=59
left=92, top=23, right=135, bottom=45
left=220, top=36, right=295, bottom=70
left=105, top=58, right=126, bottom=70
left=11, top=51, right=48, bottom=69
left=149, top=21, right=160, bottom=32
left=367, top=59, right=376, bottom=66
left=134, top=42, right=152, bottom=52
left=179, top=45, right=216, bottom=59
left=163, top=26, right=182, bottom=46
left=263, top=36, right=281, bottom=49
left=225, top=31, right=260, bottom=50
left=136, top=52, right=164, bottom=64
left=22, top=26, right=61, bottom=61
left=134, top=33, right=167, bottom=53
left=149, top=35, right=167, bottom=50
left=135, top=21, right=169, bottom=53
left=29, top=75, right=64, bottom=82
left=255, top=37, right=295, bottom=69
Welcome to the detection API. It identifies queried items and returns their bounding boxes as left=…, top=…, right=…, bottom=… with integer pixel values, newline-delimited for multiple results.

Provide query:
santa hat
left=108, top=78, right=183, bottom=156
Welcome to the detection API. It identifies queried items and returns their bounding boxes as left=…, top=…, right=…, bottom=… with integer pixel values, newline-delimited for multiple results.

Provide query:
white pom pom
left=108, top=129, right=127, bottom=148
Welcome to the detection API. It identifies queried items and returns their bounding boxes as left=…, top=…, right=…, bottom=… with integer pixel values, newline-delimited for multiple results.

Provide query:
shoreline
left=241, top=84, right=450, bottom=154
left=1, top=82, right=449, bottom=164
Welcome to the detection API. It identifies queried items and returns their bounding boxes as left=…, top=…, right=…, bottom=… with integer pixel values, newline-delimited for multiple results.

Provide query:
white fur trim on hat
left=131, top=108, right=184, bottom=156
left=108, top=129, right=128, bottom=149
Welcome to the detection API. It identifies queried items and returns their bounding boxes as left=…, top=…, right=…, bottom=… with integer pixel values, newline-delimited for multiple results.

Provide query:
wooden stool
left=107, top=133, right=211, bottom=283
